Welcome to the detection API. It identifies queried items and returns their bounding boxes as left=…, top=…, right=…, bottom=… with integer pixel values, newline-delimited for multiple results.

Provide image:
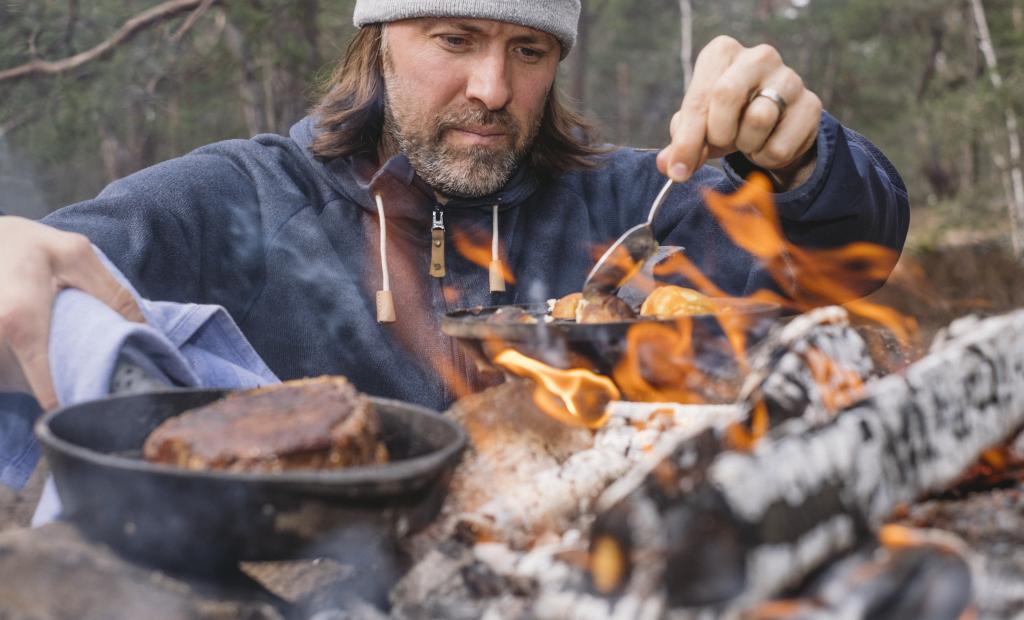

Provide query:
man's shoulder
left=187, top=131, right=312, bottom=175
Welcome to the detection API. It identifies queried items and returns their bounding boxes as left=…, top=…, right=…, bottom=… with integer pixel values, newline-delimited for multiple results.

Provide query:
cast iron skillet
left=35, top=389, right=466, bottom=576
left=442, top=301, right=783, bottom=378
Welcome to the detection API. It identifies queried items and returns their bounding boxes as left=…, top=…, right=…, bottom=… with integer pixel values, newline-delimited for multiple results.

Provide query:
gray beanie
left=353, top=0, right=581, bottom=59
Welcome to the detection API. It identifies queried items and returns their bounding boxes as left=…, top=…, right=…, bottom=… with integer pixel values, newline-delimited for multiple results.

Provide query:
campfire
left=7, top=178, right=1024, bottom=620
left=385, top=178, right=1023, bottom=619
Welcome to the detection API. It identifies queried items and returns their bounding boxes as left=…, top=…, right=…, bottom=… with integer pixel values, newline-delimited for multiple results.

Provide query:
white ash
left=392, top=401, right=738, bottom=618
left=455, top=402, right=740, bottom=549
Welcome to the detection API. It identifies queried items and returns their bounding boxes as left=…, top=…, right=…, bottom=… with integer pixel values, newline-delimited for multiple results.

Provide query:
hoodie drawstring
left=489, top=204, right=506, bottom=293
left=376, top=195, right=506, bottom=321
left=374, top=193, right=396, bottom=323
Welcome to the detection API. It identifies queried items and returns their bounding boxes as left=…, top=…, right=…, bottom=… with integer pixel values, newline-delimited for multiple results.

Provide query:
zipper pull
left=430, top=206, right=446, bottom=278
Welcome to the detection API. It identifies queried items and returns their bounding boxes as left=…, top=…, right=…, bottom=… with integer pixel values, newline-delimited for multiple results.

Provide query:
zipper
left=430, top=205, right=446, bottom=278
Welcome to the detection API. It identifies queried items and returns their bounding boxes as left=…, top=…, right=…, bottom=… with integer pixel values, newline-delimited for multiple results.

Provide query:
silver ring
left=751, top=87, right=787, bottom=116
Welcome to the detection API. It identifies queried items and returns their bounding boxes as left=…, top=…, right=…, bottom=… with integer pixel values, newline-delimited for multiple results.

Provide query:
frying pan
left=34, top=389, right=466, bottom=577
left=443, top=301, right=782, bottom=395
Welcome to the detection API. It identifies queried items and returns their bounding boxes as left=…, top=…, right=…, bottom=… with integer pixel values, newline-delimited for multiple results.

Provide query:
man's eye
left=516, top=47, right=546, bottom=61
left=441, top=36, right=469, bottom=48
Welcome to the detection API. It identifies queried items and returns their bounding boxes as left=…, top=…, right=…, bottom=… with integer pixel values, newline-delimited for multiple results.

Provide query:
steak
left=143, top=377, right=388, bottom=472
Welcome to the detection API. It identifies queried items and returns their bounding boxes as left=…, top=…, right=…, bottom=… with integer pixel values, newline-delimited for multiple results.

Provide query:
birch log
left=585, top=308, right=1024, bottom=617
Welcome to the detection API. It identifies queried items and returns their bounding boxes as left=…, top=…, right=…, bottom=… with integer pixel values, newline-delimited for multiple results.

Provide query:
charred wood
left=588, top=308, right=1024, bottom=616
left=745, top=531, right=973, bottom=620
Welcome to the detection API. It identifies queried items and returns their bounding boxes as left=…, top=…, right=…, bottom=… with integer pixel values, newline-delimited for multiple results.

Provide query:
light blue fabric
left=0, top=249, right=277, bottom=523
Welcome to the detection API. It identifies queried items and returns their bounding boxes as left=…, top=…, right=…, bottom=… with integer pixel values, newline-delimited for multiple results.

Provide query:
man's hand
left=657, top=36, right=823, bottom=190
left=0, top=217, right=144, bottom=410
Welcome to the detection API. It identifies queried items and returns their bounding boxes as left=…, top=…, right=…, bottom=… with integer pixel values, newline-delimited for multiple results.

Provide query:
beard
left=382, top=67, right=545, bottom=199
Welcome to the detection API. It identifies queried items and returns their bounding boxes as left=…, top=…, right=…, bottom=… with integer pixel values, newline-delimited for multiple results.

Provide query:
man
left=0, top=0, right=909, bottom=413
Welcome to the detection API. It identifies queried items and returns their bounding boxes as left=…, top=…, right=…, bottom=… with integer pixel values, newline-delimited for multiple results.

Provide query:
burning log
left=735, top=306, right=878, bottom=432
left=583, top=308, right=1024, bottom=616
left=897, top=487, right=1024, bottom=618
left=745, top=526, right=974, bottom=620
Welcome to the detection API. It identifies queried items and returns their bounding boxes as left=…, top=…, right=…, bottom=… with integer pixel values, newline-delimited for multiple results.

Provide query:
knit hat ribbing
left=353, top=0, right=581, bottom=59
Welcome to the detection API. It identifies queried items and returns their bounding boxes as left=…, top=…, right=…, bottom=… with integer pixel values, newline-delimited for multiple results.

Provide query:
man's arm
left=1, top=136, right=282, bottom=408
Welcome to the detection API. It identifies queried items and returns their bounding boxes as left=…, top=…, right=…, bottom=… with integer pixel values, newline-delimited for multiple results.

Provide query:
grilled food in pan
left=35, top=387, right=466, bottom=575
left=442, top=295, right=782, bottom=398
left=144, top=377, right=389, bottom=472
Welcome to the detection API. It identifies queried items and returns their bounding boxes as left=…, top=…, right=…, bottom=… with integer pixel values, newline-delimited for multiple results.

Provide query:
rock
left=0, top=523, right=283, bottom=620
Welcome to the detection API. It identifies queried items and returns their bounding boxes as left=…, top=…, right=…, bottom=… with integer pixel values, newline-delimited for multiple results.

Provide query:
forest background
left=1, top=0, right=1024, bottom=255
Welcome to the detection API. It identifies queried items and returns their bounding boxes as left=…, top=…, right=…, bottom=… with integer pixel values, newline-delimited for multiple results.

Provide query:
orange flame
left=804, top=346, right=865, bottom=412
left=726, top=399, right=769, bottom=452
left=613, top=319, right=701, bottom=403
left=450, top=228, right=516, bottom=285
left=589, top=535, right=627, bottom=594
left=493, top=349, right=619, bottom=428
left=700, top=173, right=918, bottom=343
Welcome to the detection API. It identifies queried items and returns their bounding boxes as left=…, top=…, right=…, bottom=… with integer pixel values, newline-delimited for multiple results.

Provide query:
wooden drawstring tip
left=376, top=290, right=396, bottom=323
left=489, top=260, right=507, bottom=293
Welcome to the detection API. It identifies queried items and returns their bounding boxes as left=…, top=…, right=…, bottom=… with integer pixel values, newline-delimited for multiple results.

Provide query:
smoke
left=0, top=135, right=50, bottom=219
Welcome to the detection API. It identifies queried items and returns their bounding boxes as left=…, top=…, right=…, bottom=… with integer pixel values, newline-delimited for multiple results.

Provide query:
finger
left=750, top=91, right=823, bottom=171
left=51, top=234, right=145, bottom=324
left=659, top=36, right=742, bottom=181
left=12, top=325, right=58, bottom=411
left=705, top=45, right=784, bottom=151
left=0, top=295, right=58, bottom=411
left=735, top=69, right=805, bottom=156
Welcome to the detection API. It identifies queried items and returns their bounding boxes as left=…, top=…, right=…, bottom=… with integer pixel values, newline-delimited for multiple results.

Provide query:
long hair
left=310, top=25, right=608, bottom=177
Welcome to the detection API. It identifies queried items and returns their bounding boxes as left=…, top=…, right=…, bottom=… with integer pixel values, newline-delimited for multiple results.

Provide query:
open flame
left=493, top=349, right=619, bottom=429
left=478, top=174, right=915, bottom=442
left=701, top=173, right=917, bottom=342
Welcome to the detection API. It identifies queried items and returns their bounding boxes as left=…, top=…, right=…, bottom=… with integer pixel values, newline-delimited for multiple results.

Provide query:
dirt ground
left=866, top=240, right=1024, bottom=347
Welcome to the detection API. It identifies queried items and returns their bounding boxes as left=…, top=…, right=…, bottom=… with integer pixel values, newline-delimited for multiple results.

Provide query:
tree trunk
left=678, top=0, right=694, bottom=90
left=297, top=0, right=321, bottom=72
left=970, top=0, right=1024, bottom=257
left=569, top=1, right=591, bottom=107
left=616, top=62, right=631, bottom=145
left=221, top=14, right=268, bottom=135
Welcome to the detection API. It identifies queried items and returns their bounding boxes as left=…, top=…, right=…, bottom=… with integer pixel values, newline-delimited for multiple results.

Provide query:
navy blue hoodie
left=44, top=113, right=909, bottom=410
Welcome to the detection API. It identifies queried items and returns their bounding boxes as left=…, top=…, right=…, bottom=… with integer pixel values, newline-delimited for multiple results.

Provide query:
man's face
left=381, top=18, right=560, bottom=198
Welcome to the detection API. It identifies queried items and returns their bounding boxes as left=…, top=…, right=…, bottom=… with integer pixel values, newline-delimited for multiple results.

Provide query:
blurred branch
left=171, top=0, right=215, bottom=44
left=0, top=0, right=220, bottom=84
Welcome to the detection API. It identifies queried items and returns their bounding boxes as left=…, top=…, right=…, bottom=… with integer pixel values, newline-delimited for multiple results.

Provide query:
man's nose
left=465, top=52, right=513, bottom=111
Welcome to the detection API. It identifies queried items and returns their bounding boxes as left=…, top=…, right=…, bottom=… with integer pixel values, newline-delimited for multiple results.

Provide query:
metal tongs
left=583, top=178, right=675, bottom=296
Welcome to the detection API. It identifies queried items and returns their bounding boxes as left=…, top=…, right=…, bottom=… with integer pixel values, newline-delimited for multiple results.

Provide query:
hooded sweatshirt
left=44, top=112, right=909, bottom=411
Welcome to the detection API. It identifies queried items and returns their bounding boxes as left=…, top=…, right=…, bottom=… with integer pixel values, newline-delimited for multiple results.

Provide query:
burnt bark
left=587, top=308, right=1024, bottom=615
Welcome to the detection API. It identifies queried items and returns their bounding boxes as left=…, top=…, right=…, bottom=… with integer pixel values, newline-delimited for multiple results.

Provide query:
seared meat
left=143, top=377, right=388, bottom=472
left=577, top=293, right=636, bottom=323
